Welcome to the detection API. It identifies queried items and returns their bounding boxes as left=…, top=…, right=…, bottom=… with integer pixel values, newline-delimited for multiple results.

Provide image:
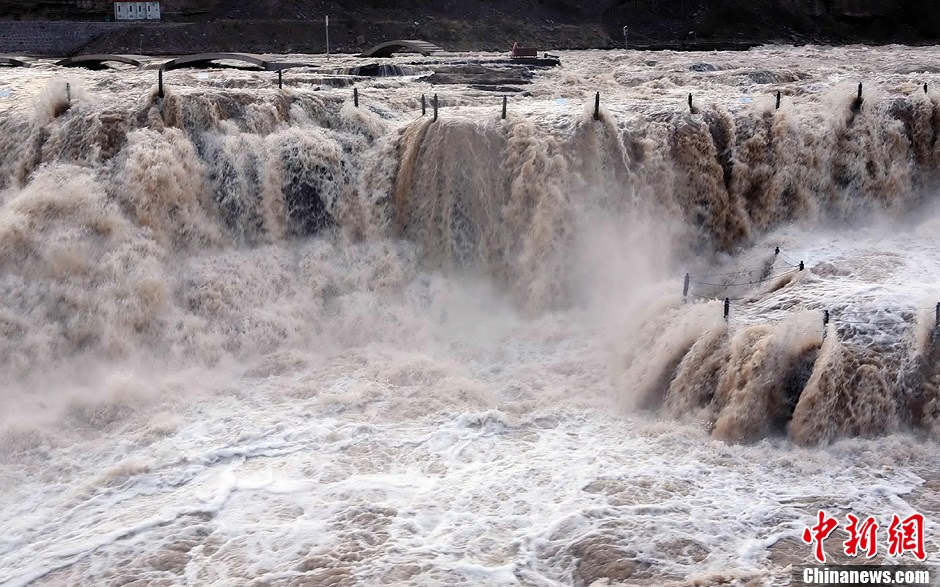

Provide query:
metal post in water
left=688, top=93, right=693, bottom=112
left=683, top=273, right=690, bottom=301
left=278, top=70, right=282, bottom=89
left=594, top=92, right=600, bottom=121
left=723, top=298, right=730, bottom=322
left=858, top=82, right=863, bottom=101
left=158, top=68, right=164, bottom=99
left=433, top=94, right=438, bottom=122
left=421, top=94, right=426, bottom=116
left=925, top=83, right=929, bottom=94
left=775, top=246, right=779, bottom=256
left=799, top=260, right=804, bottom=271
left=775, top=91, right=781, bottom=110
left=502, top=95, right=507, bottom=120
left=823, top=309, right=830, bottom=326
left=354, top=87, right=359, bottom=108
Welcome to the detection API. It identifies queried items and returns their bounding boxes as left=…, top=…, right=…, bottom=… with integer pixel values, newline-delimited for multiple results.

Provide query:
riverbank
left=1, top=0, right=938, bottom=57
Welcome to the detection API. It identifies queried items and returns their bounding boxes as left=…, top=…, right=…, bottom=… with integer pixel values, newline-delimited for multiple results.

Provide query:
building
left=113, top=1, right=160, bottom=20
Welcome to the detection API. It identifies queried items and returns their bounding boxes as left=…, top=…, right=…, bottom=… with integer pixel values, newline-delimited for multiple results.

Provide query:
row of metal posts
left=682, top=254, right=940, bottom=333
left=715, top=301, right=940, bottom=331
left=713, top=298, right=937, bottom=332
left=148, top=73, right=940, bottom=335
left=153, top=70, right=926, bottom=119
left=344, top=84, right=878, bottom=117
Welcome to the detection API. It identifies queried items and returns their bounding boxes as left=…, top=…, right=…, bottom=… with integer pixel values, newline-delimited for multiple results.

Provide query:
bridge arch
left=57, top=54, right=145, bottom=69
left=0, top=56, right=29, bottom=67
left=159, top=53, right=275, bottom=71
left=359, top=40, right=444, bottom=58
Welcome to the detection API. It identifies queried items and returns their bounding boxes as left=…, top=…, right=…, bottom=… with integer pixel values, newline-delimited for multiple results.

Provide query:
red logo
left=887, top=513, right=926, bottom=561
left=802, top=510, right=839, bottom=563
left=802, top=510, right=928, bottom=563
left=843, top=514, right=879, bottom=558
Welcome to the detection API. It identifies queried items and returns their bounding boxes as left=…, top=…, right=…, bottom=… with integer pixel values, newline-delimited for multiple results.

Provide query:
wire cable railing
left=679, top=247, right=940, bottom=335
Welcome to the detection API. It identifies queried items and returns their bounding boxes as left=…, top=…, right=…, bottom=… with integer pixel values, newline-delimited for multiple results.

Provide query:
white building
left=114, top=1, right=160, bottom=21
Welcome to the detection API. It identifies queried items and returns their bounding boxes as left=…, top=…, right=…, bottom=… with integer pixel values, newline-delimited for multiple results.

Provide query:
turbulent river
left=1, top=45, right=939, bottom=586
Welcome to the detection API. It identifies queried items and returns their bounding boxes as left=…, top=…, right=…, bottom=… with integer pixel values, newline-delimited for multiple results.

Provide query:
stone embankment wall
left=0, top=21, right=141, bottom=55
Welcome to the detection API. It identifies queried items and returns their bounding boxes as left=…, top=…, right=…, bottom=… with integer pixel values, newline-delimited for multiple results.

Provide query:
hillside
left=1, top=0, right=938, bottom=53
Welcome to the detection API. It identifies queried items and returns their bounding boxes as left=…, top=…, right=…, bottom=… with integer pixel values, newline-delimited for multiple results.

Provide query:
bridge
left=0, top=56, right=29, bottom=67
left=57, top=54, right=147, bottom=69
left=159, top=53, right=277, bottom=71
left=359, top=40, right=444, bottom=58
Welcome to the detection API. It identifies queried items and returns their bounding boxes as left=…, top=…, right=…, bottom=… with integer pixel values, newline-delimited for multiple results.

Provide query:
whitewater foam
left=2, top=46, right=940, bottom=585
